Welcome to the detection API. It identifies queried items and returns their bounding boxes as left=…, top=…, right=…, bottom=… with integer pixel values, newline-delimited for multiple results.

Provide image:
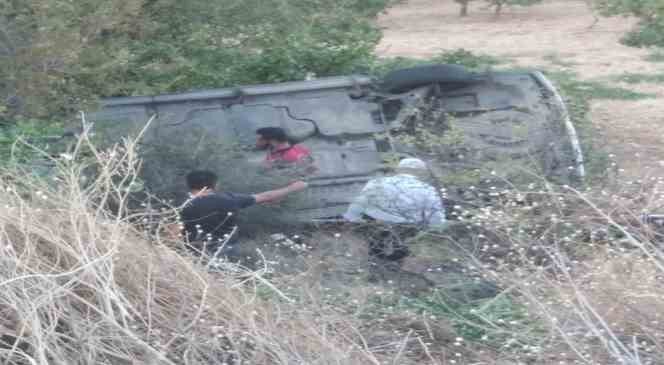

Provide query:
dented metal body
left=89, top=65, right=583, bottom=221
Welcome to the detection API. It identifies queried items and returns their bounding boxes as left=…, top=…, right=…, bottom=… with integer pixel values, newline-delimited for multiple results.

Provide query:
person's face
left=256, top=134, right=270, bottom=149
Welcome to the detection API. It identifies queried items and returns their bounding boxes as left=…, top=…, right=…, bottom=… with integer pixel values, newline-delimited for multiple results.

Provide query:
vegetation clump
left=0, top=0, right=390, bottom=120
left=594, top=0, right=664, bottom=47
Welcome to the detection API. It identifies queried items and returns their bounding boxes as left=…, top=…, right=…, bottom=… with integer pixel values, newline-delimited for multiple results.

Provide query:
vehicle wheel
left=381, top=64, right=480, bottom=93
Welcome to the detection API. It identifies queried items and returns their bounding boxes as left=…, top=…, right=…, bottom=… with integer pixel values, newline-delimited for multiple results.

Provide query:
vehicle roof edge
left=101, top=75, right=374, bottom=107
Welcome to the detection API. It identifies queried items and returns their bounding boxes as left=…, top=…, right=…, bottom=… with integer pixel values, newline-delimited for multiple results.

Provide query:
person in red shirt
left=255, top=127, right=315, bottom=173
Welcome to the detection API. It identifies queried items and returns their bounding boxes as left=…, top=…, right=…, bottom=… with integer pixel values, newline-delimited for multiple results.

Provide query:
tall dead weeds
left=0, top=118, right=386, bottom=365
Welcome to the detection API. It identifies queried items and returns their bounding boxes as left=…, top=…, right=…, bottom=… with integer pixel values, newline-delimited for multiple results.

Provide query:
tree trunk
left=459, top=1, right=469, bottom=17
left=494, top=1, right=503, bottom=16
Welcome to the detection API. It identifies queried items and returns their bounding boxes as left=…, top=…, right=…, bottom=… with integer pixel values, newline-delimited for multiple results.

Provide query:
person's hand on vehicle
left=253, top=180, right=308, bottom=204
left=287, top=180, right=308, bottom=192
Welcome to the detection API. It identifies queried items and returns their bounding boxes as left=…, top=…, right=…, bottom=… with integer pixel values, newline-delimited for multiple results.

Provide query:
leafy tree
left=0, top=0, right=388, bottom=121
left=0, top=0, right=144, bottom=118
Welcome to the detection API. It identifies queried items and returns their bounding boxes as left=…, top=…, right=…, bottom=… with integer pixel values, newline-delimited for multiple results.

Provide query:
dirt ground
left=376, top=0, right=664, bottom=179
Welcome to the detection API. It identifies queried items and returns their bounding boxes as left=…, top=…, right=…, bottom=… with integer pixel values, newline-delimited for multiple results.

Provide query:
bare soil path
left=376, top=0, right=664, bottom=179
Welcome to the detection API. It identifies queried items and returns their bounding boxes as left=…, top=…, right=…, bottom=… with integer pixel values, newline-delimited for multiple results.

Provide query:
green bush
left=371, top=49, right=504, bottom=76
left=645, top=50, right=664, bottom=63
left=0, top=118, right=65, bottom=170
left=432, top=49, right=504, bottom=69
left=622, top=21, right=664, bottom=48
left=0, top=0, right=389, bottom=120
left=615, top=72, right=664, bottom=84
left=156, top=25, right=379, bottom=91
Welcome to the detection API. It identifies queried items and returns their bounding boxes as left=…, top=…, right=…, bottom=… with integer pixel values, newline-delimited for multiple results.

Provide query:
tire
left=381, top=64, right=480, bottom=93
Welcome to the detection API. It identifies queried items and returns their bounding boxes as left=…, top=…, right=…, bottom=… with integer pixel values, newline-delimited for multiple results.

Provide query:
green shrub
left=0, top=0, right=389, bottom=120
left=411, top=292, right=536, bottom=345
left=432, top=49, right=504, bottom=69
left=622, top=21, right=664, bottom=48
left=0, top=118, right=65, bottom=173
left=615, top=72, right=664, bottom=84
left=371, top=49, right=504, bottom=76
left=364, top=289, right=544, bottom=350
left=645, top=50, right=664, bottom=63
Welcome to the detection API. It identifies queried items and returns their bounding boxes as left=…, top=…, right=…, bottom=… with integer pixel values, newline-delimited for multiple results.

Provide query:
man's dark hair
left=186, top=170, right=218, bottom=191
left=256, top=127, right=288, bottom=142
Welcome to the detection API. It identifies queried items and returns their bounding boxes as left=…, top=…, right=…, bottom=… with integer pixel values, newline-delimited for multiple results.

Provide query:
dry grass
left=431, top=172, right=664, bottom=364
left=0, top=123, right=396, bottom=365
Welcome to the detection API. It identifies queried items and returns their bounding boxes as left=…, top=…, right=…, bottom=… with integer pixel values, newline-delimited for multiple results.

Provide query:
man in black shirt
left=177, top=170, right=307, bottom=260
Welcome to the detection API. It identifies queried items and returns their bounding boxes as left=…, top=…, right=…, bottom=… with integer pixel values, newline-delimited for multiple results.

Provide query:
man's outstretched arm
left=253, top=180, right=308, bottom=204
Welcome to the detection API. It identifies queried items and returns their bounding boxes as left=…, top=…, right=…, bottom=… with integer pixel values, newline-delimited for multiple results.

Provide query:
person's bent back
left=343, top=158, right=445, bottom=264
left=343, top=158, right=445, bottom=227
left=177, top=170, right=307, bottom=260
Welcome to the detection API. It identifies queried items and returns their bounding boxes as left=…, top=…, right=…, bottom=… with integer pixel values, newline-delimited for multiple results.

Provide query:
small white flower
left=59, top=153, right=74, bottom=161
